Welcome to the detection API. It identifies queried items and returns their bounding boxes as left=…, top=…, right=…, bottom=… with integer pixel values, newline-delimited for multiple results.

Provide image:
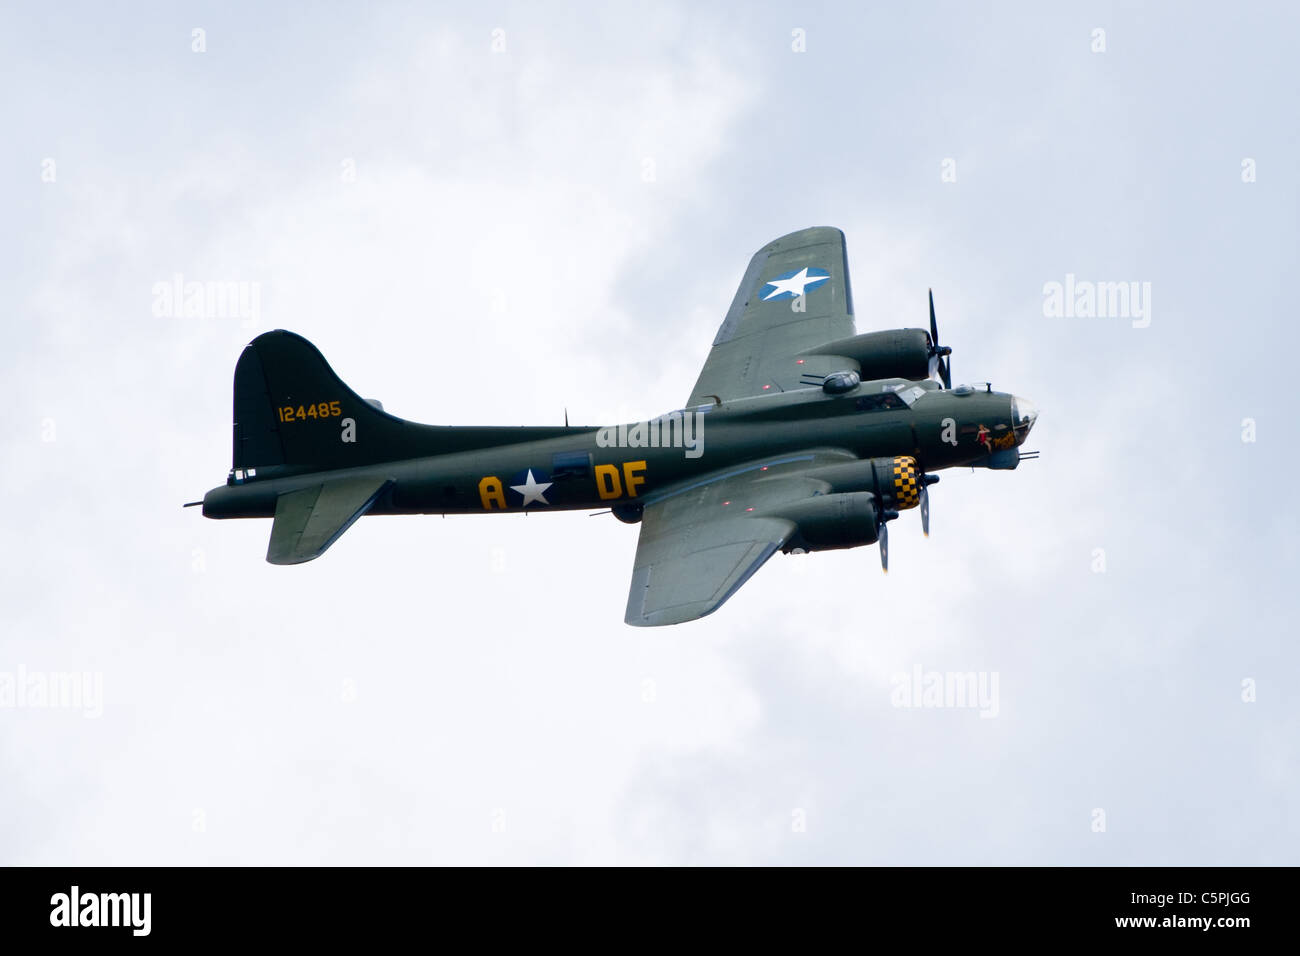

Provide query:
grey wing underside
left=686, top=226, right=857, bottom=407
left=624, top=515, right=794, bottom=627
left=624, top=450, right=855, bottom=626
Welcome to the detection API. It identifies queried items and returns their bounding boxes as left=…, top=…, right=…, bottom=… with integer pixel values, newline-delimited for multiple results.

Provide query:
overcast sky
left=2, top=1, right=1296, bottom=864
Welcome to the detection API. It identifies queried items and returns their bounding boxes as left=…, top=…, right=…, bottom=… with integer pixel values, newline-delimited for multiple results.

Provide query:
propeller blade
left=878, top=520, right=889, bottom=573
left=928, top=289, right=952, bottom=388
left=920, top=484, right=930, bottom=537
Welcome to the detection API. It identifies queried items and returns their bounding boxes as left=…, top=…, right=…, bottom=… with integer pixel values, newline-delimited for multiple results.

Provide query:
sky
left=1, top=1, right=1296, bottom=865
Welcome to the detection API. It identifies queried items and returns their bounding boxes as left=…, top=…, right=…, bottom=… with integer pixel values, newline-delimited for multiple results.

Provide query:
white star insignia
left=510, top=469, right=553, bottom=507
left=761, top=267, right=831, bottom=301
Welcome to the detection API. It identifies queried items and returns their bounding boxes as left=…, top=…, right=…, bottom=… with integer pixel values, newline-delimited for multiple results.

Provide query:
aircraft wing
left=687, top=226, right=856, bottom=407
left=623, top=450, right=854, bottom=626
left=266, top=476, right=393, bottom=565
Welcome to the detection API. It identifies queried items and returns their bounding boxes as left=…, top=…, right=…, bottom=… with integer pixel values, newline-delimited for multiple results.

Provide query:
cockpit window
left=854, top=392, right=906, bottom=412
left=890, top=384, right=927, bottom=406
left=855, top=384, right=926, bottom=412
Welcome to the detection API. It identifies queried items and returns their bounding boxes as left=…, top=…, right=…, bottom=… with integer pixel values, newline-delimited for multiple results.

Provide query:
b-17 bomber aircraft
left=192, top=227, right=1038, bottom=626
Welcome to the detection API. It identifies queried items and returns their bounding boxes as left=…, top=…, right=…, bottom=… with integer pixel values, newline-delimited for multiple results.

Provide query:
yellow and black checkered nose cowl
left=891, top=456, right=920, bottom=509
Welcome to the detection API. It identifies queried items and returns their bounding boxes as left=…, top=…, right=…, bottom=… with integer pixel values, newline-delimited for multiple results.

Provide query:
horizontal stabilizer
left=267, top=476, right=393, bottom=566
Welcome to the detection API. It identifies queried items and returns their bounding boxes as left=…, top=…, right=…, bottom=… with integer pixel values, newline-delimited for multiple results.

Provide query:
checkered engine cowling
left=865, top=455, right=921, bottom=511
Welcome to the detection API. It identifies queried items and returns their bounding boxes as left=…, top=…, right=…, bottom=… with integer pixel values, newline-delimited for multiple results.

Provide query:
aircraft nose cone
left=1012, top=395, right=1038, bottom=438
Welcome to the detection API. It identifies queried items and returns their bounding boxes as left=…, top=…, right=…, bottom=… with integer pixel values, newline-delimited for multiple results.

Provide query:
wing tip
left=764, top=225, right=845, bottom=252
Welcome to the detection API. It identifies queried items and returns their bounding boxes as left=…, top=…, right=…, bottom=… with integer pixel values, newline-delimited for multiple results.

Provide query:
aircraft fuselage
left=202, top=381, right=1026, bottom=520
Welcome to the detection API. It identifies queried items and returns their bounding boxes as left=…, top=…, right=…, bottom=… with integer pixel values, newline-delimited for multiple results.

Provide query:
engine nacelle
left=768, top=492, right=880, bottom=553
left=803, top=455, right=924, bottom=511
left=801, top=329, right=933, bottom=382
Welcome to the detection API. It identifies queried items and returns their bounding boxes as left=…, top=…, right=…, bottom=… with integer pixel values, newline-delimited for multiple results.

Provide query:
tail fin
left=232, top=330, right=406, bottom=473
left=232, top=330, right=581, bottom=476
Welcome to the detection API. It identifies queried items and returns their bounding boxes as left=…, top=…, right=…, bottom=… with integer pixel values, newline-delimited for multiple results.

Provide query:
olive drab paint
left=196, top=227, right=1037, bottom=626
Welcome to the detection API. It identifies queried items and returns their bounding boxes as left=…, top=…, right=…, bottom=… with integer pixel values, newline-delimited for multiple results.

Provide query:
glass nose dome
left=1011, top=395, right=1039, bottom=432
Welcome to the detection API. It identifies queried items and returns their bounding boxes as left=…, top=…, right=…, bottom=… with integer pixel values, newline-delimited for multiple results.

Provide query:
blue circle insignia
left=760, top=267, right=831, bottom=301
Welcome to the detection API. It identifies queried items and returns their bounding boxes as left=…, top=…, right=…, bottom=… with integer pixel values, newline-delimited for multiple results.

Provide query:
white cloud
left=3, top=2, right=1296, bottom=866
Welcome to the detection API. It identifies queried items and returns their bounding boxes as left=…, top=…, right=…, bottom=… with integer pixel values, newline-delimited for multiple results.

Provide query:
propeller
left=876, top=463, right=941, bottom=571
left=928, top=288, right=952, bottom=389
left=876, top=507, right=898, bottom=573
left=920, top=473, right=939, bottom=537
left=876, top=468, right=941, bottom=571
